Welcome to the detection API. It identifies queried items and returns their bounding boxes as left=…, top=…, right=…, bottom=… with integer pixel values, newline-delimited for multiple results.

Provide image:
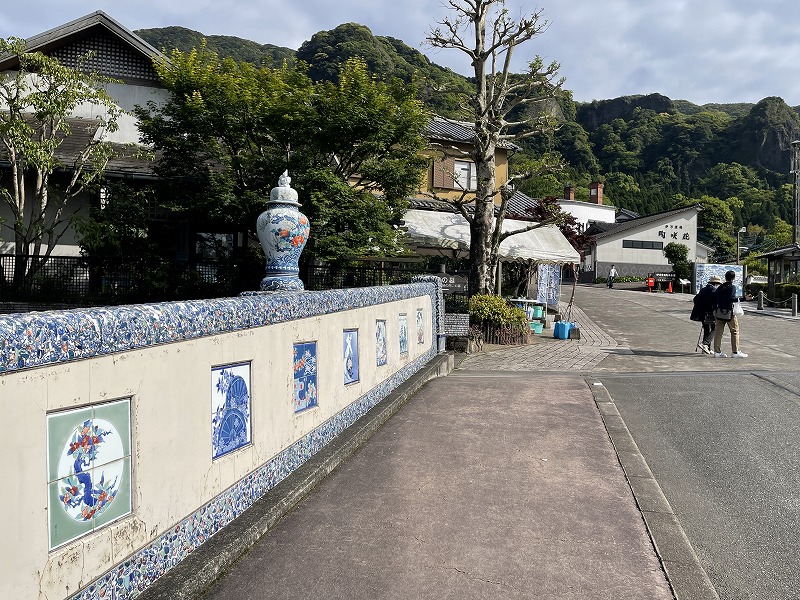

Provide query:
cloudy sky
left=1, top=0, right=798, bottom=106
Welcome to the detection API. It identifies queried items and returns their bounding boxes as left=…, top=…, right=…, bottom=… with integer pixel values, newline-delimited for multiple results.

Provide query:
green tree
left=426, top=0, right=565, bottom=295
left=767, top=218, right=793, bottom=247
left=673, top=193, right=736, bottom=258
left=663, top=242, right=691, bottom=280
left=135, top=47, right=429, bottom=263
left=0, top=37, right=122, bottom=290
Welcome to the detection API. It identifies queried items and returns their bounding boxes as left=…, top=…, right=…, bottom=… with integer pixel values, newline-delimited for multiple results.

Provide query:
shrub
left=468, top=294, right=512, bottom=325
left=468, top=294, right=528, bottom=333
left=594, top=276, right=645, bottom=284
left=774, top=283, right=800, bottom=302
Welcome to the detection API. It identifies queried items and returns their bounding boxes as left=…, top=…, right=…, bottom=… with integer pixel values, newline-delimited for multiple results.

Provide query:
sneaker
left=701, top=344, right=712, bottom=355
left=714, top=352, right=728, bottom=358
left=732, top=351, right=748, bottom=358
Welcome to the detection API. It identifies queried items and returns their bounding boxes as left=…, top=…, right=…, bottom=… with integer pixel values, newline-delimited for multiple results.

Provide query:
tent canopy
left=403, top=209, right=580, bottom=264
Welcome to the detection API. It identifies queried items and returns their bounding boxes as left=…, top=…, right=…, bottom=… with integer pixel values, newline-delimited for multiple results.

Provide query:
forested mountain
left=135, top=26, right=295, bottom=67
left=136, top=24, right=800, bottom=259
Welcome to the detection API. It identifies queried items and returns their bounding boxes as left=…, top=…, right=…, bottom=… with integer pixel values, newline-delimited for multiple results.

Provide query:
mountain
left=576, top=93, right=675, bottom=130
left=135, top=26, right=295, bottom=67
left=718, top=96, right=800, bottom=174
left=135, top=24, right=799, bottom=239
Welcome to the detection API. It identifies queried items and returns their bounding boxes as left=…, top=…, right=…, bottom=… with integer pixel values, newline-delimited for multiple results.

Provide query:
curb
left=586, top=377, right=720, bottom=600
left=139, top=352, right=455, bottom=600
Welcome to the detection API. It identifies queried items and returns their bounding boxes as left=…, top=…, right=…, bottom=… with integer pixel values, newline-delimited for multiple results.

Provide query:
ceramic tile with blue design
left=416, top=309, right=424, bottom=344
left=343, top=329, right=359, bottom=385
left=695, top=263, right=744, bottom=296
left=66, top=349, right=436, bottom=600
left=211, top=362, right=252, bottom=459
left=293, top=341, right=317, bottom=412
left=376, top=320, right=387, bottom=366
left=399, top=314, right=408, bottom=355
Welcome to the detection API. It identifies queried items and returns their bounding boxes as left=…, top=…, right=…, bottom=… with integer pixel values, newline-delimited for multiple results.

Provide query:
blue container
left=553, top=321, right=573, bottom=340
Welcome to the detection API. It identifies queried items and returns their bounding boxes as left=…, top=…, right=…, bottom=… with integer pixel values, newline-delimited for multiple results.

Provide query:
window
left=623, top=240, right=664, bottom=250
left=453, top=160, right=477, bottom=191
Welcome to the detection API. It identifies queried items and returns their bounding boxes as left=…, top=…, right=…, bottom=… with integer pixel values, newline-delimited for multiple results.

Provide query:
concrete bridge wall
left=0, top=278, right=443, bottom=600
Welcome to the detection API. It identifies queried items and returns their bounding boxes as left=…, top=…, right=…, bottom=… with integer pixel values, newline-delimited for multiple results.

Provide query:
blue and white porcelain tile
left=211, top=363, right=252, bottom=459
left=375, top=320, right=387, bottom=366
left=292, top=342, right=318, bottom=412
left=343, top=329, right=359, bottom=385
left=398, top=314, right=408, bottom=355
left=68, top=347, right=435, bottom=600
left=0, top=283, right=438, bottom=373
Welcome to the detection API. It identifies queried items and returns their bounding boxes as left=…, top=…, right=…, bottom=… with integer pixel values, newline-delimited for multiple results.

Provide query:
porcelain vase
left=256, top=172, right=309, bottom=291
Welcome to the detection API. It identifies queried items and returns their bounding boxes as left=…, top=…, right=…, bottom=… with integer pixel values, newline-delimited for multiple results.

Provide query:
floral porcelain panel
left=399, top=314, right=408, bottom=355
left=375, top=320, right=387, bottom=366
left=47, top=398, right=132, bottom=549
left=293, top=342, right=318, bottom=412
left=416, top=309, right=424, bottom=344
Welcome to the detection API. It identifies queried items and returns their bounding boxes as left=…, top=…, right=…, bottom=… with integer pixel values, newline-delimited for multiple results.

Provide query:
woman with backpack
left=712, top=270, right=748, bottom=358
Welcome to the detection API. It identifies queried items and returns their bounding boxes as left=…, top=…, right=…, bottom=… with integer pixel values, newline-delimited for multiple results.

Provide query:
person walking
left=607, top=265, right=618, bottom=288
left=713, top=270, right=747, bottom=358
left=692, top=275, right=721, bottom=354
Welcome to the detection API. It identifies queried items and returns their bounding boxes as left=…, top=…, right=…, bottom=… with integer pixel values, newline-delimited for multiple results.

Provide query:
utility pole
left=792, top=140, right=800, bottom=245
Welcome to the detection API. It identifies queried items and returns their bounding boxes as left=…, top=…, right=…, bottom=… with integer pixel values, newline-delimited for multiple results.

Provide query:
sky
left=1, top=0, right=799, bottom=106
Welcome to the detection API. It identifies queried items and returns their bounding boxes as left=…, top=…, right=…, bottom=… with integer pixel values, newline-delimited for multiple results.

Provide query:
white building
left=556, top=183, right=616, bottom=232
left=0, top=11, right=168, bottom=257
left=586, top=204, right=703, bottom=279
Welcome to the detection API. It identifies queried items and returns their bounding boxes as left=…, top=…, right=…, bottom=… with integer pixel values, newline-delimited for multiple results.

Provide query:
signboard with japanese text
left=434, top=272, right=468, bottom=295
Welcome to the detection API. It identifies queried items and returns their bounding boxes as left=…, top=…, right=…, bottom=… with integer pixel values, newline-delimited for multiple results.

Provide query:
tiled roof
left=505, top=191, right=539, bottom=219
left=408, top=190, right=540, bottom=220
left=425, top=116, right=517, bottom=150
left=0, top=11, right=166, bottom=84
left=590, top=205, right=702, bottom=239
left=758, top=243, right=800, bottom=258
left=0, top=117, right=154, bottom=177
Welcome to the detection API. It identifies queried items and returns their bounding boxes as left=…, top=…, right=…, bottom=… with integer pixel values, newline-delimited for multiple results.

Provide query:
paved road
left=182, top=283, right=799, bottom=600
left=599, top=371, right=800, bottom=600
left=552, top=284, right=800, bottom=600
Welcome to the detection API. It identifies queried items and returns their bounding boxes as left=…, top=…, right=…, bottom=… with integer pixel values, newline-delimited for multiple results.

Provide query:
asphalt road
left=575, top=285, right=800, bottom=600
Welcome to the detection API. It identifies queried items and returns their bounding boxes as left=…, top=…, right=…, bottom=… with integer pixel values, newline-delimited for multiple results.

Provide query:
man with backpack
left=691, top=275, right=721, bottom=354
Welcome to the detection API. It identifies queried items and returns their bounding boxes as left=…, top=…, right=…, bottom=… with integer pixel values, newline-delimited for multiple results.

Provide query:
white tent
left=403, top=209, right=580, bottom=264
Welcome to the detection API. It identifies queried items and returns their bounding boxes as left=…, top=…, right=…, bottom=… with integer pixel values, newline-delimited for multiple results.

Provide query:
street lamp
left=736, top=226, right=747, bottom=264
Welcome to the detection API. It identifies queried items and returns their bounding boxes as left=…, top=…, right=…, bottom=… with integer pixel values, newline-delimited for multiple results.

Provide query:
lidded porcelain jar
left=256, top=171, right=309, bottom=291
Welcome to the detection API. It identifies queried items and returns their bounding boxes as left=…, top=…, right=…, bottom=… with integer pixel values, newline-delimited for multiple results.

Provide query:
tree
left=426, top=0, right=564, bottom=295
left=136, top=47, right=429, bottom=264
left=663, top=242, right=691, bottom=280
left=0, top=37, right=121, bottom=290
left=673, top=194, right=735, bottom=258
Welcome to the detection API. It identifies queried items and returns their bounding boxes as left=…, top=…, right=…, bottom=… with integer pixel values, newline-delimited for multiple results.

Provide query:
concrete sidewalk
left=199, top=371, right=673, bottom=600
left=141, top=283, right=748, bottom=600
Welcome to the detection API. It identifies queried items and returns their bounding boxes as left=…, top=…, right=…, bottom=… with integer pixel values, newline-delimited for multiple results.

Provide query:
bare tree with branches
left=427, top=0, right=565, bottom=295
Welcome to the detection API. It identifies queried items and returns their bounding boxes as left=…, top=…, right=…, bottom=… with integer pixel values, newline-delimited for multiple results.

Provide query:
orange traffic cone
left=667, top=280, right=673, bottom=293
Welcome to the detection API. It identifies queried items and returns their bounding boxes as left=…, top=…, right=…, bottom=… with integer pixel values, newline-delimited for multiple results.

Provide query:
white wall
left=0, top=286, right=438, bottom=600
left=557, top=200, right=616, bottom=228
left=596, top=211, right=699, bottom=265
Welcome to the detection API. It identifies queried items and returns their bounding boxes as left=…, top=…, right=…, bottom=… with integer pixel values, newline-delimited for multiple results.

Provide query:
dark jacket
left=691, top=283, right=718, bottom=321
left=713, top=281, right=737, bottom=312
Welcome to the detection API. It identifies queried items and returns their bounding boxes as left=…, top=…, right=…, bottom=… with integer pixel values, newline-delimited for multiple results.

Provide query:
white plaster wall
left=597, top=212, right=699, bottom=265
left=556, top=200, right=616, bottom=227
left=0, top=294, right=433, bottom=600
